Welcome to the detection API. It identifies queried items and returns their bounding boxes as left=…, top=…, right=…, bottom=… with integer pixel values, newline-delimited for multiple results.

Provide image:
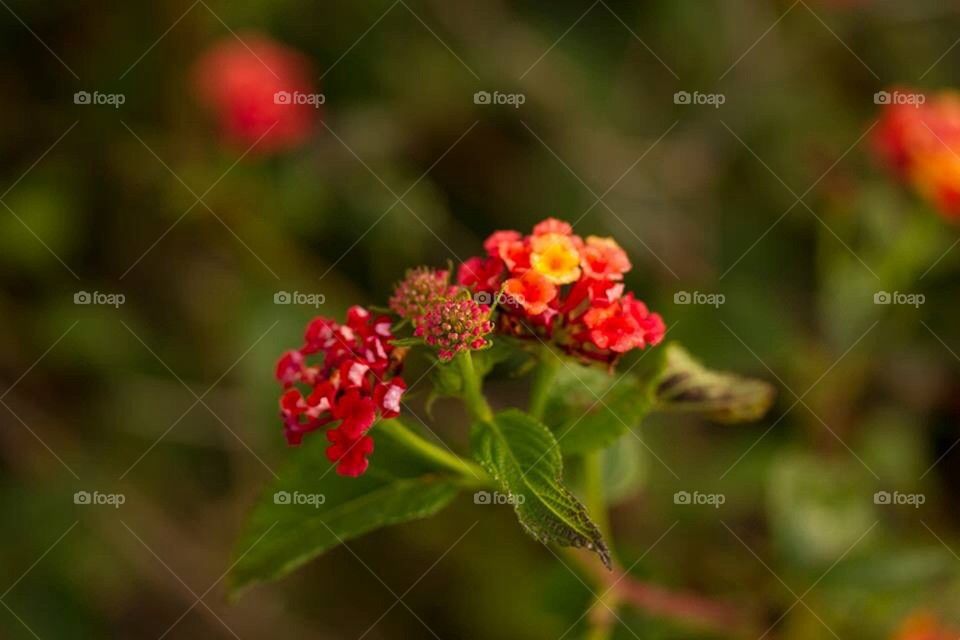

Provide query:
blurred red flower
left=193, top=34, right=319, bottom=153
left=893, top=612, right=959, bottom=640
left=874, top=88, right=960, bottom=219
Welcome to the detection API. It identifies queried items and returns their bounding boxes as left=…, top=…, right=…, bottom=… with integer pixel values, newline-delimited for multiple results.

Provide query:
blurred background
left=2, top=0, right=960, bottom=638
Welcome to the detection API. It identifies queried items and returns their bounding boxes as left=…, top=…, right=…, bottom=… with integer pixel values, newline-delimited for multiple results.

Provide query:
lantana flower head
left=389, top=267, right=452, bottom=324
left=193, top=34, right=318, bottom=153
left=274, top=306, right=406, bottom=477
left=874, top=88, right=960, bottom=219
left=414, top=295, right=494, bottom=362
left=456, top=218, right=665, bottom=364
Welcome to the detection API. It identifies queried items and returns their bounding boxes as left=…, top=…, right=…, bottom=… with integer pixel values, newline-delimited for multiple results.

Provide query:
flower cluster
left=874, top=88, right=960, bottom=219
left=193, top=33, right=318, bottom=154
left=415, top=296, right=495, bottom=361
left=455, top=218, right=665, bottom=363
left=275, top=306, right=406, bottom=477
left=390, top=268, right=494, bottom=362
left=389, top=267, right=453, bottom=323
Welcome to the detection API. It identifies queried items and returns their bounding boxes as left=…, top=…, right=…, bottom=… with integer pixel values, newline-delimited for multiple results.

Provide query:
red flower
left=873, top=89, right=960, bottom=220
left=332, top=390, right=377, bottom=438
left=583, top=294, right=665, bottom=353
left=374, top=377, right=406, bottom=418
left=580, top=236, right=631, bottom=281
left=193, top=34, right=318, bottom=153
left=325, top=428, right=374, bottom=478
left=274, top=307, right=406, bottom=476
left=457, top=256, right=505, bottom=294
left=276, top=350, right=304, bottom=385
left=483, top=230, right=522, bottom=257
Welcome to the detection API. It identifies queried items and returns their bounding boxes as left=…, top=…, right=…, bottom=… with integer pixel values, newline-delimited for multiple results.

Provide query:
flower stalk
left=387, top=419, right=489, bottom=486
left=528, top=345, right=561, bottom=421
left=456, top=350, right=494, bottom=423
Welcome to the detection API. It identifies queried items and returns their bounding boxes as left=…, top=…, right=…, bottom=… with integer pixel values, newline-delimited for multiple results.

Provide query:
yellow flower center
left=530, top=233, right=581, bottom=284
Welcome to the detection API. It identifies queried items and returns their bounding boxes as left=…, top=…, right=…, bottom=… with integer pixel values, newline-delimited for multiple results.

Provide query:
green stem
left=582, top=450, right=612, bottom=544
left=528, top=345, right=561, bottom=421
left=582, top=448, right=618, bottom=639
left=456, top=351, right=494, bottom=423
left=388, top=420, right=489, bottom=485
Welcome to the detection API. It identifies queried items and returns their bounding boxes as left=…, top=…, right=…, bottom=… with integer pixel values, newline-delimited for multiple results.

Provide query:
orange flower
left=502, top=269, right=558, bottom=316
left=530, top=233, right=582, bottom=284
left=909, top=149, right=960, bottom=219
left=893, top=612, right=959, bottom=640
left=874, top=88, right=960, bottom=220
left=580, top=236, right=631, bottom=280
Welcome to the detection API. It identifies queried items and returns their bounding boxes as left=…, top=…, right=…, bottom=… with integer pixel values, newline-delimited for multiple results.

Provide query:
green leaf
left=228, top=421, right=460, bottom=598
left=655, top=343, right=776, bottom=422
left=543, top=348, right=666, bottom=455
left=470, top=409, right=611, bottom=567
